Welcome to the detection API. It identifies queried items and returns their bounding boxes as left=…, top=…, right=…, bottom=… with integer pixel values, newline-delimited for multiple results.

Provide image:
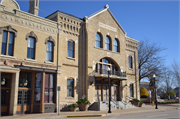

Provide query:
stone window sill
left=66, top=57, right=75, bottom=61
left=129, top=68, right=133, bottom=71
left=65, top=97, right=75, bottom=100
left=44, top=61, right=54, bottom=64
left=24, top=58, right=37, bottom=62
left=0, top=55, right=16, bottom=59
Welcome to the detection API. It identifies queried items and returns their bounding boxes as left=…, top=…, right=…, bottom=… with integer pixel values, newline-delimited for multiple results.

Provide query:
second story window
left=46, top=41, right=53, bottom=62
left=95, top=33, right=102, bottom=48
left=105, top=36, right=110, bottom=50
left=27, top=37, right=35, bottom=59
left=113, top=39, right=119, bottom=52
left=128, top=56, right=133, bottom=68
left=0, top=26, right=17, bottom=56
left=67, top=41, right=74, bottom=58
left=1, top=31, right=15, bottom=56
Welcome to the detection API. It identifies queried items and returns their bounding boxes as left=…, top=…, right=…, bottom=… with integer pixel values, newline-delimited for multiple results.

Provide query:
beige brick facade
left=0, top=0, right=139, bottom=115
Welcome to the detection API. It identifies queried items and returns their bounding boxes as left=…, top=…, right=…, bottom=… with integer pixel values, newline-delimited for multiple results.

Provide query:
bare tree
left=172, top=60, right=180, bottom=87
left=138, top=39, right=166, bottom=82
left=161, top=67, right=175, bottom=100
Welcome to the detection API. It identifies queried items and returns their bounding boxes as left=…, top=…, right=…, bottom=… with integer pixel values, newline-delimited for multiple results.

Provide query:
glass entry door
left=111, top=86, right=118, bottom=101
left=103, top=85, right=109, bottom=102
left=17, top=72, right=32, bottom=114
left=17, top=90, right=31, bottom=114
left=95, top=85, right=102, bottom=102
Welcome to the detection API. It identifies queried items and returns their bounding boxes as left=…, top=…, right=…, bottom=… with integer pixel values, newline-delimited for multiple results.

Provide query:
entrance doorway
left=17, top=90, right=31, bottom=114
left=17, top=71, right=32, bottom=114
left=95, top=79, right=120, bottom=102
left=103, top=85, right=109, bottom=102
left=1, top=73, right=11, bottom=116
left=95, top=85, right=102, bottom=101
left=111, top=86, right=118, bottom=101
left=1, top=89, right=10, bottom=116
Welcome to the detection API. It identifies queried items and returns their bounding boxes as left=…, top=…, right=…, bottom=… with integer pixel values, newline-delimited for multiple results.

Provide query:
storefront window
left=34, top=73, right=42, bottom=103
left=44, top=73, right=54, bottom=103
left=19, top=72, right=32, bottom=88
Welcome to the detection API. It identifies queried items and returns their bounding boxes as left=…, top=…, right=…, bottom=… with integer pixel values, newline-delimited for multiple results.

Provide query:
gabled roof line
left=86, top=4, right=126, bottom=34
left=87, top=8, right=108, bottom=20
left=107, top=9, right=126, bottom=34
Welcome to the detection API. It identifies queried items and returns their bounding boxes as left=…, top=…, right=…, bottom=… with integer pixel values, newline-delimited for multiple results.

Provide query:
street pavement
left=76, top=109, right=180, bottom=119
left=1, top=103, right=179, bottom=119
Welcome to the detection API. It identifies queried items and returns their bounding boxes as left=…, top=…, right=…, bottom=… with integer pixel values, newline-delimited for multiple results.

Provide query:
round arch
left=95, top=57, right=120, bottom=73
left=105, top=35, right=112, bottom=50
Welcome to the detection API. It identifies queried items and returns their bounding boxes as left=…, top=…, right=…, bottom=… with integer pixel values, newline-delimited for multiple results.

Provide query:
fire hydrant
left=152, top=101, right=154, bottom=106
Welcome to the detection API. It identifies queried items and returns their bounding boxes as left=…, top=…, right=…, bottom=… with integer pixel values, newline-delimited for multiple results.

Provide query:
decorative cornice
left=0, top=25, right=17, bottom=37
left=45, top=36, right=55, bottom=46
left=25, top=31, right=38, bottom=42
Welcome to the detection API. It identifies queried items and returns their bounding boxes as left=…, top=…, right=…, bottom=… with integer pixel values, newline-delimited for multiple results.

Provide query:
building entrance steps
left=88, top=101, right=138, bottom=111
left=1, top=104, right=179, bottom=119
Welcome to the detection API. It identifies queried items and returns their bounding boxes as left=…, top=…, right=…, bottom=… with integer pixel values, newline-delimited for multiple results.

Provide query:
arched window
left=45, top=36, right=55, bottom=62
left=113, top=39, right=119, bottom=52
left=26, top=31, right=38, bottom=59
left=105, top=36, right=110, bottom=50
left=27, top=37, right=35, bottom=59
left=95, top=58, right=118, bottom=75
left=128, top=56, right=133, bottom=68
left=95, top=33, right=102, bottom=48
left=67, top=78, right=74, bottom=97
left=67, top=40, right=75, bottom=58
left=0, top=25, right=17, bottom=56
left=46, top=41, right=53, bottom=62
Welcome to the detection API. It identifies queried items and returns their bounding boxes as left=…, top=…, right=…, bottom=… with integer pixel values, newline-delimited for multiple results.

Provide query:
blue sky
left=16, top=0, right=179, bottom=67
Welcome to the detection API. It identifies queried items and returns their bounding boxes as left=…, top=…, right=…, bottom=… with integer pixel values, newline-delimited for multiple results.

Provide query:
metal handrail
left=96, top=69, right=126, bottom=77
left=111, top=97, right=123, bottom=110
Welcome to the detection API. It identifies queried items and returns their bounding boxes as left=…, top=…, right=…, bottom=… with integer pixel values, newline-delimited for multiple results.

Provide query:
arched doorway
left=94, top=58, right=122, bottom=102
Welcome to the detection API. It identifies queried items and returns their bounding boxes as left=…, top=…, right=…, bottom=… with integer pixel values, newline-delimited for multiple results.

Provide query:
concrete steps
left=88, top=101, right=137, bottom=111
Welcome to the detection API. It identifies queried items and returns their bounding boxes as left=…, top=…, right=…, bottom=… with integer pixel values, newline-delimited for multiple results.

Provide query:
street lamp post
left=153, top=74, right=158, bottom=109
left=107, top=67, right=112, bottom=113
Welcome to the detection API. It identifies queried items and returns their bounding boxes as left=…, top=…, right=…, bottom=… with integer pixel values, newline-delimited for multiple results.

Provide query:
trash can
left=152, top=101, right=154, bottom=106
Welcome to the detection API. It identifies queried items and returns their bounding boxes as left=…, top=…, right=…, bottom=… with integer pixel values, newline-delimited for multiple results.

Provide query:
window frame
left=67, top=79, right=74, bottom=97
left=113, top=39, right=119, bottom=52
left=105, top=36, right=112, bottom=50
left=130, top=84, right=134, bottom=97
left=44, top=73, right=55, bottom=103
left=95, top=58, right=118, bottom=74
left=95, top=33, right=102, bottom=48
left=46, top=41, right=54, bottom=62
left=34, top=72, right=42, bottom=103
left=1, top=30, right=15, bottom=56
left=27, top=36, right=36, bottom=59
left=128, top=56, right=133, bottom=69
left=67, top=40, right=75, bottom=58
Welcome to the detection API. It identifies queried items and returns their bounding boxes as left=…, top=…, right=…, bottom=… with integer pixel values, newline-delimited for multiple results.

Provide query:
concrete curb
left=67, top=114, right=106, bottom=117
left=106, top=107, right=177, bottom=116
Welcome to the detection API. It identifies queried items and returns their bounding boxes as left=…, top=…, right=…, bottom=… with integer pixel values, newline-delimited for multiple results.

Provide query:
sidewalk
left=1, top=104, right=179, bottom=119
